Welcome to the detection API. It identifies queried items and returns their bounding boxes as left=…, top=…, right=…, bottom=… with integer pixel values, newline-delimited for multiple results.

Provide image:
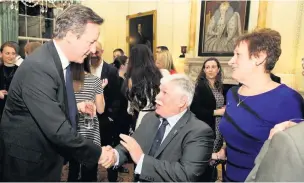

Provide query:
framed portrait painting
left=198, top=1, right=251, bottom=57
left=126, top=10, right=157, bottom=56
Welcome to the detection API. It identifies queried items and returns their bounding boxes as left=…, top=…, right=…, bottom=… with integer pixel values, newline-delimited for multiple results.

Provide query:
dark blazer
left=190, top=79, right=229, bottom=132
left=0, top=64, right=18, bottom=119
left=115, top=110, right=214, bottom=182
left=0, top=41, right=101, bottom=181
left=97, top=61, right=120, bottom=126
left=270, top=73, right=281, bottom=84
left=246, top=122, right=304, bottom=182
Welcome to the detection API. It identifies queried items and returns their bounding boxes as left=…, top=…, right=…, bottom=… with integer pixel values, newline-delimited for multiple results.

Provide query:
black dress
left=0, top=64, right=18, bottom=118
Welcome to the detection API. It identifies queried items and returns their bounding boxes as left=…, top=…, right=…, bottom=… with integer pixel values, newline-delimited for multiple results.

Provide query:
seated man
left=102, top=74, right=214, bottom=182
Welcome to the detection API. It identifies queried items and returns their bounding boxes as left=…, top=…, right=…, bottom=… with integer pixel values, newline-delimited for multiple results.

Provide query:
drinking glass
left=84, top=113, right=94, bottom=129
left=83, top=100, right=94, bottom=129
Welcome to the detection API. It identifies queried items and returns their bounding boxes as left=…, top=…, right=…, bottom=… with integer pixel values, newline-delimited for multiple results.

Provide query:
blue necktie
left=65, top=64, right=77, bottom=130
left=148, top=119, right=169, bottom=156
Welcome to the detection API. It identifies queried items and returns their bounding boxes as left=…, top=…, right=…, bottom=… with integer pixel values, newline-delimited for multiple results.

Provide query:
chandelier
left=9, top=0, right=79, bottom=13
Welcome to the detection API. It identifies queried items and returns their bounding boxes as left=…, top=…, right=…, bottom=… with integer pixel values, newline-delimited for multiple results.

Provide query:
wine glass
left=83, top=100, right=94, bottom=130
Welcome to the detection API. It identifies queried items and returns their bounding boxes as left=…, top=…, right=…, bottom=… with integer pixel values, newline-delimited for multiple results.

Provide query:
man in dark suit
left=101, top=74, right=214, bottom=182
left=0, top=5, right=114, bottom=181
left=90, top=42, right=121, bottom=181
left=270, top=72, right=281, bottom=83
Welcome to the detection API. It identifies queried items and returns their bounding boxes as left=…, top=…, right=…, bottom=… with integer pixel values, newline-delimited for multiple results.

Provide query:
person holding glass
left=67, top=57, right=107, bottom=182
left=215, top=28, right=304, bottom=182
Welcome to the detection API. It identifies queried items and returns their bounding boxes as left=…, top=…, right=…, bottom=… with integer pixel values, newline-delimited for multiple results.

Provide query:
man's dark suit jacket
left=0, top=41, right=101, bottom=181
left=270, top=73, right=281, bottom=83
left=115, top=110, right=214, bottom=182
left=96, top=61, right=120, bottom=146
left=98, top=61, right=120, bottom=124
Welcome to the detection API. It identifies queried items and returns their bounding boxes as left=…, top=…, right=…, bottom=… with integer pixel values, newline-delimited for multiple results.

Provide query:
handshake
left=98, top=145, right=117, bottom=168
left=97, top=134, right=144, bottom=168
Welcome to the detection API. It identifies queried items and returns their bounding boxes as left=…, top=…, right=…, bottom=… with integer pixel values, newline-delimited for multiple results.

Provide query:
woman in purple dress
left=215, top=28, right=304, bottom=182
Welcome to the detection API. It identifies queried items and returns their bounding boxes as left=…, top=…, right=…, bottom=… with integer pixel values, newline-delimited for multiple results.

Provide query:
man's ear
left=65, top=31, right=77, bottom=43
left=178, top=95, right=188, bottom=108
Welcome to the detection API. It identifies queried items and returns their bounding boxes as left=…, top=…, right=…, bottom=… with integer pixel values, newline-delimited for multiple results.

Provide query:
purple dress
left=219, top=84, right=303, bottom=182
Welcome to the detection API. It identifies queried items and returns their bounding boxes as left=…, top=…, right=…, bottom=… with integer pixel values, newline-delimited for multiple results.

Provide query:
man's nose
left=155, top=93, right=161, bottom=100
left=90, top=42, right=97, bottom=54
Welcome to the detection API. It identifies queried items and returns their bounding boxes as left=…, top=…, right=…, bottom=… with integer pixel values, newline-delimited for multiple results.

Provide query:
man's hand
left=0, top=90, right=8, bottom=99
left=120, top=134, right=143, bottom=164
left=77, top=101, right=96, bottom=117
left=99, top=146, right=116, bottom=168
left=101, top=78, right=108, bottom=89
left=268, top=121, right=297, bottom=139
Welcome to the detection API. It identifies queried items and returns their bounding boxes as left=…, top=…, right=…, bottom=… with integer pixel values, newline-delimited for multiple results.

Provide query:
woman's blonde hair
left=156, top=50, right=175, bottom=71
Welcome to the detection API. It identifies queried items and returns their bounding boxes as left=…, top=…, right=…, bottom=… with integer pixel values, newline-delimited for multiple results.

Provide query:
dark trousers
left=99, top=115, right=118, bottom=182
left=68, top=159, right=98, bottom=182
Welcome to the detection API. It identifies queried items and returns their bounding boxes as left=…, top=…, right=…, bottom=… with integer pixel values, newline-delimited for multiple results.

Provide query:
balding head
left=96, top=42, right=102, bottom=50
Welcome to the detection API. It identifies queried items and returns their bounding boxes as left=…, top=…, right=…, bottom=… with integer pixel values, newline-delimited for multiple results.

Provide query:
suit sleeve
left=21, top=65, right=101, bottom=167
left=114, top=113, right=153, bottom=166
left=246, top=131, right=304, bottom=182
left=139, top=126, right=214, bottom=182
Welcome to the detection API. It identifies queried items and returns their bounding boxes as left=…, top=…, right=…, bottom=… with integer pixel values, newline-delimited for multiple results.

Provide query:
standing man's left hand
left=120, top=134, right=143, bottom=164
left=77, top=101, right=96, bottom=117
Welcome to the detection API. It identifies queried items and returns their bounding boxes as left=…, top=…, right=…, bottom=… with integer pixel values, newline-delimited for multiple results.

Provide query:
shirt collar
left=162, top=109, right=187, bottom=128
left=53, top=40, right=70, bottom=70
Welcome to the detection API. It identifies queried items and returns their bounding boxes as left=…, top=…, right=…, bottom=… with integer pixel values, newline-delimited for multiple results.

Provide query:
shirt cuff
left=134, top=154, right=145, bottom=175
left=113, top=149, right=120, bottom=166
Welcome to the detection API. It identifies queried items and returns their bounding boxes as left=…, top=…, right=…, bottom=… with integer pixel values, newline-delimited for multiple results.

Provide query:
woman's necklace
left=237, top=95, right=249, bottom=107
left=237, top=86, right=249, bottom=107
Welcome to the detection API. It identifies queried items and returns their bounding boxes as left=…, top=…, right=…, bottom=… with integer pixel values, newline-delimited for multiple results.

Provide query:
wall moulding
left=184, top=57, right=238, bottom=85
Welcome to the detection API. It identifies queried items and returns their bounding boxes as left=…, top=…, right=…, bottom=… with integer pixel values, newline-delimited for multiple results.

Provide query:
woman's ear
left=254, top=51, right=267, bottom=66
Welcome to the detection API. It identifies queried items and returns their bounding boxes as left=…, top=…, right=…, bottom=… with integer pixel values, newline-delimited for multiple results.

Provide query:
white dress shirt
left=114, top=109, right=187, bottom=174
left=91, top=60, right=104, bottom=78
left=15, top=55, right=24, bottom=66
left=53, top=40, right=70, bottom=81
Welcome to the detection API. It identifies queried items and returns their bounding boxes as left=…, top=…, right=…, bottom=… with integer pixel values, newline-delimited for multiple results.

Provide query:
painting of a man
left=127, top=10, right=156, bottom=55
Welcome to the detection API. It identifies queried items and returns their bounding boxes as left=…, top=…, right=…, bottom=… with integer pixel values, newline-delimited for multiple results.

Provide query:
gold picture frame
left=126, top=10, right=157, bottom=56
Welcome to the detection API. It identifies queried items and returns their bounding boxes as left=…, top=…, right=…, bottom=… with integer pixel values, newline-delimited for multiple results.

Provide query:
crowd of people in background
left=0, top=4, right=304, bottom=182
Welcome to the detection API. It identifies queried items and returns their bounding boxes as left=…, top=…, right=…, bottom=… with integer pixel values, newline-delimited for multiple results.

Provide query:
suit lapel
left=154, top=110, right=191, bottom=158
left=46, top=41, right=69, bottom=118
left=100, top=61, right=108, bottom=79
left=145, top=115, right=161, bottom=154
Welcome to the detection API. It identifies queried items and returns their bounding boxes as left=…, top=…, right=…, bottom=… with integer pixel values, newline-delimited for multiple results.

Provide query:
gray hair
left=53, top=5, right=104, bottom=39
left=161, top=74, right=195, bottom=106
